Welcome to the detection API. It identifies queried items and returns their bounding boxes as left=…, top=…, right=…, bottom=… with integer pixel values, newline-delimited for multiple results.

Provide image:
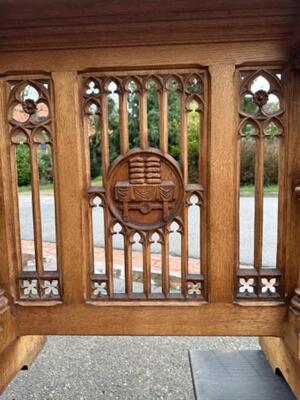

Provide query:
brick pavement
left=21, top=240, right=200, bottom=276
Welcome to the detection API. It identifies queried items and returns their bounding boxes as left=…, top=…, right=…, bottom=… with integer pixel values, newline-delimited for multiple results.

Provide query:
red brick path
left=21, top=240, right=200, bottom=275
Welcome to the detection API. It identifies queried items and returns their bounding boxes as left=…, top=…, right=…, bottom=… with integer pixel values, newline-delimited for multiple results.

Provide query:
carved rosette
left=107, top=149, right=184, bottom=230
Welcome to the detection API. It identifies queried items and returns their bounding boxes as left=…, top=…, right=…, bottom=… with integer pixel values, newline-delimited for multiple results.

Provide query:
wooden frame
left=236, top=66, right=288, bottom=300
left=82, top=67, right=207, bottom=302
left=0, top=4, right=299, bottom=396
left=0, top=0, right=300, bottom=394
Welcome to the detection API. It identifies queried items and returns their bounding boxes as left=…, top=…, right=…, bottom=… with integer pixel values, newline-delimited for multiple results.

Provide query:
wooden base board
left=0, top=335, right=47, bottom=395
left=260, top=337, right=300, bottom=399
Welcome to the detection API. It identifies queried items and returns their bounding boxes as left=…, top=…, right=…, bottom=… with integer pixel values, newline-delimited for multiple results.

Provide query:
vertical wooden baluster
left=180, top=89, right=188, bottom=185
left=89, top=200, right=96, bottom=298
left=124, top=232, right=132, bottom=296
left=106, top=223, right=114, bottom=297
left=162, top=226, right=169, bottom=297
left=160, top=86, right=168, bottom=154
left=254, top=132, right=264, bottom=286
left=100, top=85, right=113, bottom=295
left=182, top=202, right=188, bottom=297
left=30, top=144, right=43, bottom=295
left=139, top=84, right=148, bottom=150
left=180, top=87, right=188, bottom=296
left=10, top=145, right=23, bottom=277
left=101, top=91, right=109, bottom=184
left=119, top=84, right=128, bottom=154
left=143, top=234, right=151, bottom=298
left=201, top=75, right=208, bottom=298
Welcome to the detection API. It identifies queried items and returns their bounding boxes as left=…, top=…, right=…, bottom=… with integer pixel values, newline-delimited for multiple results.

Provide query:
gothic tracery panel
left=83, top=69, right=207, bottom=301
left=7, top=78, right=61, bottom=301
left=236, top=68, right=286, bottom=300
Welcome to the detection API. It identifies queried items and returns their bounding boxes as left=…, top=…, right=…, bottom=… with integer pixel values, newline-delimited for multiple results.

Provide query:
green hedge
left=16, top=144, right=53, bottom=186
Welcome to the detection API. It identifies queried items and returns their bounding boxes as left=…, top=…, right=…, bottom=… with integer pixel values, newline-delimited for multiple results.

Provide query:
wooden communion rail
left=0, top=0, right=300, bottom=396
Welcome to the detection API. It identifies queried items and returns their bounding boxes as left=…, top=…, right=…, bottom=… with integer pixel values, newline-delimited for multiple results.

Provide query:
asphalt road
left=2, top=336, right=259, bottom=400
left=19, top=193, right=278, bottom=267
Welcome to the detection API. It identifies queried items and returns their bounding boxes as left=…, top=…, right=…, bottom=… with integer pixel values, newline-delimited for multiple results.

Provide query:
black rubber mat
left=189, top=350, right=296, bottom=400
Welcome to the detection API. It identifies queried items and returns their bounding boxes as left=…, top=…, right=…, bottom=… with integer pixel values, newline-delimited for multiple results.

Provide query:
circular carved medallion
left=106, top=149, right=184, bottom=230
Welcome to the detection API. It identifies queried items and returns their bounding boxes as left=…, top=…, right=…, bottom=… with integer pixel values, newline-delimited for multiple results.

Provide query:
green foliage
left=89, top=115, right=102, bottom=179
left=240, top=138, right=279, bottom=186
left=240, top=138, right=256, bottom=185
left=86, top=87, right=279, bottom=188
left=187, top=111, right=200, bottom=183
left=108, top=96, right=121, bottom=162
left=16, top=144, right=54, bottom=187
left=38, top=149, right=53, bottom=184
left=167, top=92, right=181, bottom=161
left=16, top=144, right=31, bottom=186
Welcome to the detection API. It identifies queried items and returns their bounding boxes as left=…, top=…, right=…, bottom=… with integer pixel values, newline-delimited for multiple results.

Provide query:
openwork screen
left=82, top=69, right=207, bottom=301
left=236, top=68, right=286, bottom=300
left=7, top=78, right=60, bottom=301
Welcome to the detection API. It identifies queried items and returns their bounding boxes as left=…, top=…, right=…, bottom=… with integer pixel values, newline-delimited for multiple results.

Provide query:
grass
left=18, top=176, right=103, bottom=193
left=18, top=182, right=54, bottom=193
left=240, top=184, right=278, bottom=196
left=17, top=180, right=277, bottom=195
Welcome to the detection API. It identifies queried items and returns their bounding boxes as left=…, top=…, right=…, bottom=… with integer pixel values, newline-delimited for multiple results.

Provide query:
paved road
left=19, top=193, right=278, bottom=267
left=2, top=336, right=259, bottom=400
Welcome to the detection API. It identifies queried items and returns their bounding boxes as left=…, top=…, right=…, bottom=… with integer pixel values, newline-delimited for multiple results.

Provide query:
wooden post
left=52, top=71, right=86, bottom=304
left=287, top=66, right=300, bottom=314
left=208, top=64, right=236, bottom=303
left=0, top=336, right=47, bottom=395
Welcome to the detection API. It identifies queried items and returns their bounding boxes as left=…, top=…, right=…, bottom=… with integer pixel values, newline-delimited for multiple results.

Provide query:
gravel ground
left=2, top=336, right=259, bottom=400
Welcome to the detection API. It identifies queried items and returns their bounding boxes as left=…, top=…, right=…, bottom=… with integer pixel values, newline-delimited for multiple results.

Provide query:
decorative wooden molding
left=0, top=0, right=299, bottom=51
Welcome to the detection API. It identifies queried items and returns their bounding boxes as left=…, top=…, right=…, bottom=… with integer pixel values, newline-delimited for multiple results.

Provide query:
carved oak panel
left=107, top=149, right=184, bottom=230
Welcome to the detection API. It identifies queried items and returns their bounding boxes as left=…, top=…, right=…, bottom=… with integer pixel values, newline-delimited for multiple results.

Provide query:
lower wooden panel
left=0, top=307, right=17, bottom=353
left=15, top=303, right=287, bottom=336
left=260, top=337, right=300, bottom=399
left=0, top=335, right=46, bottom=395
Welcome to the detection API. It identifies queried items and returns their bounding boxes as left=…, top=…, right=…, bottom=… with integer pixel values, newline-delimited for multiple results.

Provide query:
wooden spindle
left=159, top=89, right=168, bottom=154
left=139, top=88, right=148, bottom=150
left=143, top=239, right=151, bottom=298
left=106, top=225, right=114, bottom=297
left=101, top=93, right=109, bottom=182
left=254, top=134, right=264, bottom=272
left=119, top=89, right=128, bottom=154
left=181, top=207, right=188, bottom=297
left=30, top=145, right=44, bottom=281
left=162, top=226, right=169, bottom=297
left=124, top=235, right=132, bottom=296
left=180, top=92, right=188, bottom=185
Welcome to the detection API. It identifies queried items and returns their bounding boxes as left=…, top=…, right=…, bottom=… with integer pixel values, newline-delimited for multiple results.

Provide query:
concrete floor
left=2, top=336, right=259, bottom=400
